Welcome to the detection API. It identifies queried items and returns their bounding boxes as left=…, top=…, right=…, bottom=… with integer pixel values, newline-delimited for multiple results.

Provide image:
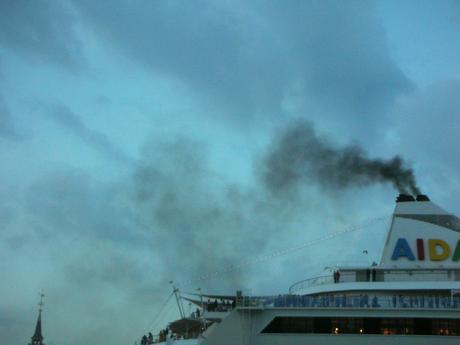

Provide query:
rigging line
left=178, top=214, right=389, bottom=287
left=135, top=293, right=175, bottom=345
left=149, top=303, right=173, bottom=335
left=151, top=302, right=178, bottom=334
left=143, top=290, right=175, bottom=335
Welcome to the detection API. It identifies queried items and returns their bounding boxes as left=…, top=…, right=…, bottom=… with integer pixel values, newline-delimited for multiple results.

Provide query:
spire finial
left=38, top=290, right=45, bottom=313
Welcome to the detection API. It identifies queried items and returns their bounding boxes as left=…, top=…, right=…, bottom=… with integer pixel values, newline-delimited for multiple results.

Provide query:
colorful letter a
left=391, top=238, right=415, bottom=261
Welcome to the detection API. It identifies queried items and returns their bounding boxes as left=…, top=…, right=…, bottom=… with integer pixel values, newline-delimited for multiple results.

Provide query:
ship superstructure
left=196, top=194, right=460, bottom=345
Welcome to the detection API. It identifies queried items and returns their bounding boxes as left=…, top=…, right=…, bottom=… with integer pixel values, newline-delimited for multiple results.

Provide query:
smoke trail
left=263, top=120, right=420, bottom=195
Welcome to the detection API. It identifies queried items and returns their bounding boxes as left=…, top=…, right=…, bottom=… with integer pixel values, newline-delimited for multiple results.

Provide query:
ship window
left=331, top=317, right=363, bottom=334
left=380, top=318, right=413, bottom=334
left=433, top=319, right=460, bottom=335
left=262, top=316, right=315, bottom=333
left=261, top=317, right=460, bottom=335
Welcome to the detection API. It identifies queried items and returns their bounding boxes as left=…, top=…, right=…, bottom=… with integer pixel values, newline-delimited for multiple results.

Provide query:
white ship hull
left=200, top=306, right=460, bottom=345
left=197, top=195, right=460, bottom=344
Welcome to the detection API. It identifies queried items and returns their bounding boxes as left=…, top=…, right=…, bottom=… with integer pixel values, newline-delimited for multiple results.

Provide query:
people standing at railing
left=333, top=270, right=341, bottom=283
left=147, top=332, right=153, bottom=344
left=248, top=294, right=460, bottom=310
left=372, top=296, right=380, bottom=307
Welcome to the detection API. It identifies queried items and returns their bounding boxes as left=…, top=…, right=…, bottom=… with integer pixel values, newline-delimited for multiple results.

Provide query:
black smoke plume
left=263, top=120, right=420, bottom=195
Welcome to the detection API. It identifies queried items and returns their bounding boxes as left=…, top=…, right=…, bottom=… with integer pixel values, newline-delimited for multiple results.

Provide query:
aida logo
left=391, top=238, right=460, bottom=261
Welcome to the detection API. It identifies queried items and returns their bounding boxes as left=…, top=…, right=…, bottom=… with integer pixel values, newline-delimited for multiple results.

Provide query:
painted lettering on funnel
left=392, top=238, right=460, bottom=261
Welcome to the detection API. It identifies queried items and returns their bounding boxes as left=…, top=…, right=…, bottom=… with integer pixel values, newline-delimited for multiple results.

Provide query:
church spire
left=29, top=291, right=45, bottom=345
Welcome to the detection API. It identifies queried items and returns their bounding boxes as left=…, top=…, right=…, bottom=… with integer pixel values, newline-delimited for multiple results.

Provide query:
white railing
left=237, top=295, right=460, bottom=310
left=289, top=275, right=333, bottom=294
left=289, top=269, right=459, bottom=294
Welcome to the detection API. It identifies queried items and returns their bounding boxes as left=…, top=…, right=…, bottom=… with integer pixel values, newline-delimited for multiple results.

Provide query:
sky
left=0, top=1, right=459, bottom=344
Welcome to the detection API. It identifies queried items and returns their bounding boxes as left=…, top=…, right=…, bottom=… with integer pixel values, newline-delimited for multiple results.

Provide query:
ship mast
left=170, top=281, right=185, bottom=318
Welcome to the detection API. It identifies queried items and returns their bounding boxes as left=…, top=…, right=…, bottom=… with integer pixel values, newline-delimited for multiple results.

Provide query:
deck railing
left=289, top=275, right=333, bottom=294
left=289, top=269, right=460, bottom=294
left=237, top=294, right=460, bottom=310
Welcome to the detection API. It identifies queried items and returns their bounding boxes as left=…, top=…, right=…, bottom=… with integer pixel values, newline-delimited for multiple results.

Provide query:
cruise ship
left=152, top=194, right=460, bottom=344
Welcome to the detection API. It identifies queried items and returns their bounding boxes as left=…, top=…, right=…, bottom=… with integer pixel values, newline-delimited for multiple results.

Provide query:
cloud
left=3, top=2, right=458, bottom=345
left=0, top=169, right=160, bottom=345
left=46, top=104, right=133, bottom=164
left=0, top=133, right=398, bottom=345
left=134, top=139, right=264, bottom=290
left=0, top=94, right=18, bottom=140
left=132, top=134, right=391, bottom=293
left=390, top=79, right=460, bottom=203
left=73, top=0, right=412, bottom=129
left=0, top=0, right=84, bottom=69
left=395, top=80, right=460, bottom=164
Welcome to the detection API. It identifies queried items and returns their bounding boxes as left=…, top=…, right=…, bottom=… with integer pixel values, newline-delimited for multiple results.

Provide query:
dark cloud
left=258, top=1, right=414, bottom=117
left=134, top=139, right=266, bottom=290
left=262, top=120, right=420, bottom=195
left=46, top=104, right=133, bottom=164
left=0, top=0, right=84, bottom=69
left=73, top=0, right=412, bottom=127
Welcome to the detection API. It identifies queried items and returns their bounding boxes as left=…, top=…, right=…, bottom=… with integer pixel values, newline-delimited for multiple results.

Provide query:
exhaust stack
left=396, top=194, right=430, bottom=202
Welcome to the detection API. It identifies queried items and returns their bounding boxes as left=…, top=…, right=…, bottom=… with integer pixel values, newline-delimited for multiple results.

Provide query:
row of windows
left=267, top=294, right=457, bottom=309
left=261, top=317, right=460, bottom=336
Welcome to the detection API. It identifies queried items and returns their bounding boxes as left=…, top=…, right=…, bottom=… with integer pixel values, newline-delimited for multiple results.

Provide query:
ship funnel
left=396, top=194, right=415, bottom=202
left=381, top=195, right=460, bottom=269
left=416, top=194, right=430, bottom=202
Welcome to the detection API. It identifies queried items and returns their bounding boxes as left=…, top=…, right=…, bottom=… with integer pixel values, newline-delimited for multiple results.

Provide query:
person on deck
left=166, top=332, right=173, bottom=345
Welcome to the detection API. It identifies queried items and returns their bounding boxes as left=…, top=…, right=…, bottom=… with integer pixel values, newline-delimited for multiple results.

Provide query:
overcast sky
left=1, top=1, right=460, bottom=345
